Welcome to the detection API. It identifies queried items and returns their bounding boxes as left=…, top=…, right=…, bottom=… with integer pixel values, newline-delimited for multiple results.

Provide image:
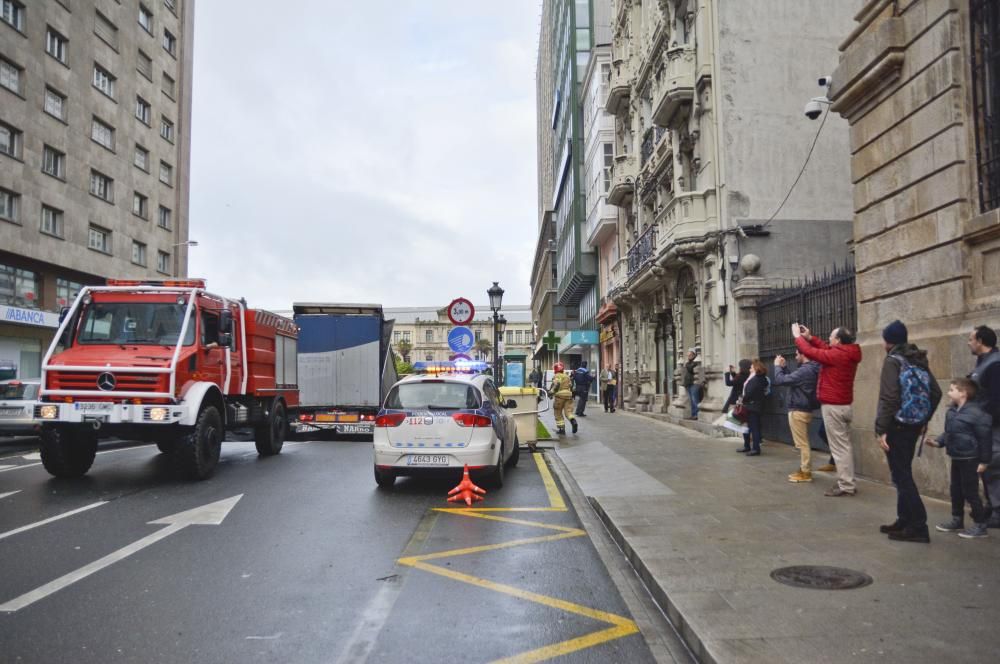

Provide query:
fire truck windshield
left=77, top=302, right=196, bottom=346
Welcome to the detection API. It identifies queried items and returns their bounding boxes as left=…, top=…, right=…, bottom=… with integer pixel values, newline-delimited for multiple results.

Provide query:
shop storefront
left=0, top=305, right=59, bottom=380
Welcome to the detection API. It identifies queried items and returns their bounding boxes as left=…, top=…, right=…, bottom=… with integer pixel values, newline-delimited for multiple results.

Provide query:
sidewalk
left=551, top=408, right=1000, bottom=664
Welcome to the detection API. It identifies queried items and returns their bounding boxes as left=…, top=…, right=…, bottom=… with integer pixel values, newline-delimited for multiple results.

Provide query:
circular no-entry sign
left=447, top=298, right=475, bottom=326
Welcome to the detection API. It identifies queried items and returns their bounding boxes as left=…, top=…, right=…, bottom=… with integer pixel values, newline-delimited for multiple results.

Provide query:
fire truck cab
left=37, top=279, right=299, bottom=480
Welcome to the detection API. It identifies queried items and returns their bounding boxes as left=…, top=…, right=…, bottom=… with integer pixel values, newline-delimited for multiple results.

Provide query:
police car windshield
left=385, top=382, right=482, bottom=410
left=77, top=302, right=195, bottom=346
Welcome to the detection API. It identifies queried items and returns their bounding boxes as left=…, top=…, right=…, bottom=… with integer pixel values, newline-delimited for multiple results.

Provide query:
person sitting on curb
left=774, top=350, right=821, bottom=483
left=926, top=378, right=992, bottom=540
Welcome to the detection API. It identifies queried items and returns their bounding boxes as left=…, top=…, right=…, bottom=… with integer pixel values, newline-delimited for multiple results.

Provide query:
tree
left=395, top=358, right=414, bottom=376
left=396, top=340, right=412, bottom=363
left=474, top=338, right=492, bottom=361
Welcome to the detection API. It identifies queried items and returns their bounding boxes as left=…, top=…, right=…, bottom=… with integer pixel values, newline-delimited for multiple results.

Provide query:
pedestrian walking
left=926, top=378, right=992, bottom=539
left=549, top=362, right=577, bottom=435
left=874, top=320, right=942, bottom=543
left=773, top=349, right=821, bottom=482
left=528, top=366, right=541, bottom=390
left=603, top=367, right=617, bottom=413
left=683, top=349, right=702, bottom=419
left=793, top=322, right=863, bottom=497
left=966, top=324, right=1000, bottom=528
left=573, top=361, right=594, bottom=416
left=738, top=360, right=769, bottom=456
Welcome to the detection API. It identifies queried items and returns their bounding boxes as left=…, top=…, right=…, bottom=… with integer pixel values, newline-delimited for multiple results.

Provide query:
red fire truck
left=37, top=279, right=299, bottom=480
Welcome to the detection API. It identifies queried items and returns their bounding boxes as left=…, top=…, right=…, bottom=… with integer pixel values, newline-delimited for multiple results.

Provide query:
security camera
left=818, top=75, right=833, bottom=88
left=804, top=100, right=823, bottom=120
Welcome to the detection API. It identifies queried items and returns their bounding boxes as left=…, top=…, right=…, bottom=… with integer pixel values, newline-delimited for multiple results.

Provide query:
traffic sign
left=447, top=298, right=475, bottom=326
left=448, top=326, right=474, bottom=354
left=451, top=353, right=472, bottom=361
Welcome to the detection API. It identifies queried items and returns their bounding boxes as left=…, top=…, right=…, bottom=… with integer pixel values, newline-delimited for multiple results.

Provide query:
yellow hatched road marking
left=533, top=452, right=566, bottom=510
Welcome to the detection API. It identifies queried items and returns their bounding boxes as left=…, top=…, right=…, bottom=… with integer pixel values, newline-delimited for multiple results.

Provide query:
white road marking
left=0, top=464, right=16, bottom=470
left=0, top=490, right=21, bottom=500
left=21, top=453, right=41, bottom=460
left=0, top=501, right=107, bottom=542
left=0, top=463, right=41, bottom=473
left=0, top=445, right=155, bottom=474
left=245, top=633, right=283, bottom=640
left=0, top=494, right=243, bottom=612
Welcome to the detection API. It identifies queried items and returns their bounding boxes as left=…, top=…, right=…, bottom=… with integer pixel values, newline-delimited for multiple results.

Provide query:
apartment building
left=0, top=0, right=194, bottom=378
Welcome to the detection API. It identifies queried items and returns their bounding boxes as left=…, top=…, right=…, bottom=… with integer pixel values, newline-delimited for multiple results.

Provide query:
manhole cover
left=770, top=565, right=873, bottom=590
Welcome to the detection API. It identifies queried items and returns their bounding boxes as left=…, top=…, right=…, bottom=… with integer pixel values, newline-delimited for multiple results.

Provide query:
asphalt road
left=0, top=437, right=661, bottom=663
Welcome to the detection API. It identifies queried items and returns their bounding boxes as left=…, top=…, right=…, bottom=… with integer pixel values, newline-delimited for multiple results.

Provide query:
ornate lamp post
left=487, top=281, right=504, bottom=384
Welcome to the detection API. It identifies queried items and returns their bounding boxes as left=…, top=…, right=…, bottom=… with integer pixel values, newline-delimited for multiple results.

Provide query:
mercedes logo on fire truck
left=97, top=372, right=117, bottom=391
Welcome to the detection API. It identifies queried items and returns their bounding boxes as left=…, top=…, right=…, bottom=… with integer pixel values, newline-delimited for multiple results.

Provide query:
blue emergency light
left=412, top=360, right=489, bottom=375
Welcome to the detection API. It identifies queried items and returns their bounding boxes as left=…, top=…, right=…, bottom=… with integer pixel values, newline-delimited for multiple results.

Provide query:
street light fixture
left=487, top=282, right=504, bottom=385
left=172, top=240, right=198, bottom=247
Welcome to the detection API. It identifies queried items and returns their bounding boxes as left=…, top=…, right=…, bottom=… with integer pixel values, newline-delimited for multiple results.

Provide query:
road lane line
left=533, top=453, right=566, bottom=510
left=21, top=453, right=40, bottom=460
left=0, top=462, right=41, bottom=473
left=0, top=501, right=107, bottom=542
left=0, top=490, right=21, bottom=500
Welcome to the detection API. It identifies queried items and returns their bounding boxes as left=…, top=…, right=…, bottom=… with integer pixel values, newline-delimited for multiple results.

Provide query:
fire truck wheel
left=506, top=434, right=520, bottom=468
left=155, top=440, right=175, bottom=454
left=254, top=399, right=286, bottom=456
left=374, top=466, right=396, bottom=488
left=175, top=406, right=223, bottom=480
left=40, top=426, right=98, bottom=478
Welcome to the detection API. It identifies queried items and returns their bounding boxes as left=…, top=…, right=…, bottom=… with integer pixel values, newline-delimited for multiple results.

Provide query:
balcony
left=605, top=59, right=633, bottom=115
left=607, top=154, right=637, bottom=206
left=609, top=257, right=628, bottom=292
left=656, top=189, right=718, bottom=244
left=585, top=201, right=618, bottom=248
left=652, top=46, right=696, bottom=127
left=627, top=223, right=658, bottom=280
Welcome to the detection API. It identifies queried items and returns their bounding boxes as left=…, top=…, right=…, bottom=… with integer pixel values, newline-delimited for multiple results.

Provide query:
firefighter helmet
left=553, top=362, right=565, bottom=373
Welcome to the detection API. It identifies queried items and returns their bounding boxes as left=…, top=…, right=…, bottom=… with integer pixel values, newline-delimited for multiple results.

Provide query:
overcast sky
left=188, top=1, right=540, bottom=311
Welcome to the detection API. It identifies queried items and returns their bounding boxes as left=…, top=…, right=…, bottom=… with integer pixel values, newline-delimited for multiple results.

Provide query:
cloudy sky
left=188, top=1, right=540, bottom=311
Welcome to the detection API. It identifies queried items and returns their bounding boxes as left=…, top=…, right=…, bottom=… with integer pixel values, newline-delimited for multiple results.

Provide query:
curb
left=589, top=497, right=719, bottom=664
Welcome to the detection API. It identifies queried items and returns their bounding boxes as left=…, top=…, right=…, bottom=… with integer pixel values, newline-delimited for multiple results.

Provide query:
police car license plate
left=407, top=454, right=448, bottom=466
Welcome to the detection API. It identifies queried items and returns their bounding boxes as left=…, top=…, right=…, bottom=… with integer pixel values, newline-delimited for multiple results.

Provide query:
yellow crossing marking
left=395, top=452, right=640, bottom=662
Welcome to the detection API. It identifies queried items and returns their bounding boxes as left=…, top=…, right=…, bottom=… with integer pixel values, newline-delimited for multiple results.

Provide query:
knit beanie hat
left=882, top=320, right=908, bottom=345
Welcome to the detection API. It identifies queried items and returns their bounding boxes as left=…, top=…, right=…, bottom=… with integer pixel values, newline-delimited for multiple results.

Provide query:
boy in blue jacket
left=927, top=378, right=992, bottom=539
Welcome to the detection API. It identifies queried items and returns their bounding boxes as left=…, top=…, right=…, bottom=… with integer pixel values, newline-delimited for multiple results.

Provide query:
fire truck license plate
left=407, top=454, right=448, bottom=466
left=75, top=402, right=113, bottom=412
left=0, top=407, right=23, bottom=416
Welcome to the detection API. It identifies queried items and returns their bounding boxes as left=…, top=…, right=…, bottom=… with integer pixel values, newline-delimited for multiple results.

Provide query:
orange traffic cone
left=447, top=464, right=486, bottom=506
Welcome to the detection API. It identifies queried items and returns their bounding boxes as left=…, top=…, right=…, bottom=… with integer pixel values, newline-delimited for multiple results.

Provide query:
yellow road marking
left=398, top=531, right=582, bottom=564
left=533, top=452, right=566, bottom=510
left=431, top=509, right=582, bottom=533
left=493, top=623, right=641, bottom=664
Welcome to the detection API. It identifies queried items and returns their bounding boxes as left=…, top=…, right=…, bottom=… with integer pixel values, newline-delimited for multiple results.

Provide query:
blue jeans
left=686, top=385, right=700, bottom=417
left=742, top=411, right=762, bottom=452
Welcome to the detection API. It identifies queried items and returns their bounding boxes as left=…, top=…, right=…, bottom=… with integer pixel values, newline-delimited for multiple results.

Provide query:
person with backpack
left=875, top=320, right=942, bottom=543
left=967, top=324, right=1000, bottom=528
left=773, top=350, right=821, bottom=482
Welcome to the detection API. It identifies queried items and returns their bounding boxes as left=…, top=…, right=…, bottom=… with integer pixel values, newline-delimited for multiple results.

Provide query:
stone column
left=730, top=255, right=772, bottom=363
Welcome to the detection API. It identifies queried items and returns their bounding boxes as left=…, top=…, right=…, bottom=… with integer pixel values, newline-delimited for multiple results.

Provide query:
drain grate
left=770, top=565, right=873, bottom=590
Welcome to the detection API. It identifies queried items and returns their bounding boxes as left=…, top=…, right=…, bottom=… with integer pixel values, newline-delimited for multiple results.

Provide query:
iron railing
left=972, top=0, right=1000, bottom=212
left=627, top=224, right=657, bottom=279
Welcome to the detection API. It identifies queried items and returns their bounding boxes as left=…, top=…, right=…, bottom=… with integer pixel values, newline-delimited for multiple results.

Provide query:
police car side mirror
left=505, top=399, right=518, bottom=409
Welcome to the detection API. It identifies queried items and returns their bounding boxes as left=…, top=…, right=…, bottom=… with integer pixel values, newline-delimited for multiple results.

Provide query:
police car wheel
left=374, top=466, right=396, bottom=488
left=487, top=443, right=505, bottom=488
left=506, top=434, right=520, bottom=468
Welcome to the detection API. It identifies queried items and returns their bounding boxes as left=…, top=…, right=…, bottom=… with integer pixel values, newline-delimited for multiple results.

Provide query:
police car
left=373, top=361, right=520, bottom=488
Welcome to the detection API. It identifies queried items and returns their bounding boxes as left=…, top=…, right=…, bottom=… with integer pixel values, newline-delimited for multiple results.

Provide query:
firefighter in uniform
left=549, top=362, right=577, bottom=435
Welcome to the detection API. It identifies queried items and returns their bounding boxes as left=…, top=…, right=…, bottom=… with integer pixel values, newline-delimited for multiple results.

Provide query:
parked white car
left=0, top=379, right=41, bottom=436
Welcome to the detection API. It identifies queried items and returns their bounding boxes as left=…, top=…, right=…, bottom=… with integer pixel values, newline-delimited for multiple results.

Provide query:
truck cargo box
left=295, top=308, right=385, bottom=409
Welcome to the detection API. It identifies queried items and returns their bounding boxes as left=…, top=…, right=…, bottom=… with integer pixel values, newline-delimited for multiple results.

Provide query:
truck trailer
left=292, top=303, right=396, bottom=437
left=37, top=279, right=298, bottom=480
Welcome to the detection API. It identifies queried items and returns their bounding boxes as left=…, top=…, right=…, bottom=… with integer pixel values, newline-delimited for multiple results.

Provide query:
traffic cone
left=447, top=464, right=486, bottom=506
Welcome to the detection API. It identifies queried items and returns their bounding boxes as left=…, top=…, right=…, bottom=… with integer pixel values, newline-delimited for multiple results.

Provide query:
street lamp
left=487, top=281, right=504, bottom=384
left=172, top=240, right=198, bottom=247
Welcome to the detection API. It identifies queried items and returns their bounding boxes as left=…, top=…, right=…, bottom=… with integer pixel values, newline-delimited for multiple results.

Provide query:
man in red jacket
left=793, top=323, right=863, bottom=496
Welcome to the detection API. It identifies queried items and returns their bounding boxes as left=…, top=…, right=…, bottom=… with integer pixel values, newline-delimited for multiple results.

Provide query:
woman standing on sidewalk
left=739, top=360, right=769, bottom=456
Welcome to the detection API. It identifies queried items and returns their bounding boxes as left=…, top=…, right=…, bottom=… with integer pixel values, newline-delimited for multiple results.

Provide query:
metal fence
left=972, top=0, right=1000, bottom=213
left=754, top=263, right=856, bottom=447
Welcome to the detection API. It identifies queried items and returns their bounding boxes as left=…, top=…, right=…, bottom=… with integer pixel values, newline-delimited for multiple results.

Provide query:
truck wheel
left=39, top=426, right=98, bottom=478
left=254, top=399, right=286, bottom=456
left=506, top=434, right=520, bottom=468
left=175, top=406, right=223, bottom=480
left=487, top=442, right=505, bottom=488
left=374, top=466, right=396, bottom=489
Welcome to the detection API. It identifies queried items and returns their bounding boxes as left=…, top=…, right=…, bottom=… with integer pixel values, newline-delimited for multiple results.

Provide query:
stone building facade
left=829, top=0, right=1000, bottom=495
left=603, top=0, right=857, bottom=420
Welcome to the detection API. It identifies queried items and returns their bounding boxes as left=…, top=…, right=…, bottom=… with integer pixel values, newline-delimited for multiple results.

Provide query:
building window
left=159, top=160, right=173, bottom=185
left=135, top=96, right=151, bottom=125
left=91, top=117, right=115, bottom=151
left=92, top=64, right=116, bottom=99
left=137, top=49, right=153, bottom=80
left=89, top=170, right=114, bottom=203
left=156, top=250, right=170, bottom=274
left=88, top=225, right=111, bottom=253
left=162, top=29, right=176, bottom=56
left=0, top=187, right=18, bottom=223
left=161, top=72, right=175, bottom=98
left=164, top=0, right=177, bottom=14
left=160, top=116, right=174, bottom=142
left=475, top=328, right=482, bottom=340
left=516, top=330, right=523, bottom=345
left=56, top=278, right=84, bottom=308
left=603, top=143, right=613, bottom=193
left=0, top=264, right=38, bottom=308
left=42, top=145, right=65, bottom=179
left=393, top=331, right=400, bottom=342
left=46, top=27, right=68, bottom=64
left=157, top=205, right=171, bottom=229
left=131, top=241, right=147, bottom=266
left=0, top=57, right=22, bottom=95
left=43, top=87, right=66, bottom=120
left=94, top=11, right=119, bottom=50
left=972, top=0, right=1000, bottom=212
left=1, top=1, right=24, bottom=32
left=0, top=120, right=21, bottom=159
left=134, top=144, right=149, bottom=171
left=425, top=330, right=433, bottom=342
left=132, top=192, right=148, bottom=219
left=138, top=5, right=153, bottom=33
left=425, top=355, right=433, bottom=362
left=506, top=330, right=513, bottom=345
left=402, top=331, right=410, bottom=342
left=40, top=205, right=64, bottom=238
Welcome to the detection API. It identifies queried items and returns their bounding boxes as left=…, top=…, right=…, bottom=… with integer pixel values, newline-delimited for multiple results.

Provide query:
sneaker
left=888, top=527, right=930, bottom=543
left=824, top=486, right=856, bottom=497
left=935, top=516, right=964, bottom=532
left=817, top=463, right=836, bottom=472
left=879, top=520, right=905, bottom=534
left=788, top=471, right=813, bottom=483
left=958, top=523, right=989, bottom=539
left=736, top=447, right=750, bottom=453
left=746, top=450, right=761, bottom=456
left=570, top=419, right=578, bottom=434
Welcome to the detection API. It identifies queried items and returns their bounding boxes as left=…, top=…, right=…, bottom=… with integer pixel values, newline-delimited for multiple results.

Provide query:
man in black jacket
left=774, top=350, right=820, bottom=483
left=876, top=320, right=943, bottom=543
left=968, top=325, right=1000, bottom=528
